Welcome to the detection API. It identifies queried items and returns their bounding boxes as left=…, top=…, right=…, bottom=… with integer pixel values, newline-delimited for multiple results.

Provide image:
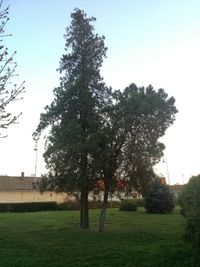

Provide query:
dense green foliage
left=96, top=84, right=178, bottom=195
left=116, top=84, right=177, bottom=195
left=179, top=175, right=200, bottom=249
left=36, top=9, right=108, bottom=192
left=145, top=180, right=175, bottom=213
left=119, top=199, right=137, bottom=211
left=0, top=208, right=195, bottom=267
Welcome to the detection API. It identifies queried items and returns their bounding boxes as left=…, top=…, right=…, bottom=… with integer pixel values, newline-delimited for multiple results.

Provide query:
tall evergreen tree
left=35, top=9, right=110, bottom=229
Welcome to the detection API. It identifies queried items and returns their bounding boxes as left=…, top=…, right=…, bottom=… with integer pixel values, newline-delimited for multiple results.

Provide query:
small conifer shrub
left=144, top=180, right=175, bottom=213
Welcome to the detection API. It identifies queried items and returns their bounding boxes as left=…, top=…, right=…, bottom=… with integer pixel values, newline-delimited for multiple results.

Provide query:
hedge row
left=0, top=200, right=122, bottom=212
left=58, top=200, right=121, bottom=210
left=0, top=199, right=144, bottom=212
left=0, top=202, right=59, bottom=212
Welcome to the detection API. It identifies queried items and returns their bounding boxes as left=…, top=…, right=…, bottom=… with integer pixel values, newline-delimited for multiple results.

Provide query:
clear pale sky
left=1, top=0, right=200, bottom=185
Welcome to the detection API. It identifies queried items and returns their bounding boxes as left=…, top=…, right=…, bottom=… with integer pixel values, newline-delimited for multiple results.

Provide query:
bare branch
left=0, top=2, right=25, bottom=136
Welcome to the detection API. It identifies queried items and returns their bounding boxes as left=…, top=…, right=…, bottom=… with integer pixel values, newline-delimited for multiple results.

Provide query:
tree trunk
left=80, top=152, right=89, bottom=229
left=80, top=189, right=89, bottom=229
left=99, top=182, right=109, bottom=232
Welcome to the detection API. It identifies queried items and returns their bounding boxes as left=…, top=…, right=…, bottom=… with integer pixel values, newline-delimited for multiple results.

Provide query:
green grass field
left=0, top=207, right=194, bottom=267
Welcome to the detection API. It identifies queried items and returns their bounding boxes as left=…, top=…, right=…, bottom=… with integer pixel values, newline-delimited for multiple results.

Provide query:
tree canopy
left=96, top=83, right=177, bottom=230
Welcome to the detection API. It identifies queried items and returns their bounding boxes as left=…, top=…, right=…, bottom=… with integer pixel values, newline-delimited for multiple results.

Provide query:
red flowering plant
left=95, top=179, right=105, bottom=190
left=109, top=178, right=129, bottom=200
left=94, top=178, right=131, bottom=201
left=91, top=179, right=104, bottom=202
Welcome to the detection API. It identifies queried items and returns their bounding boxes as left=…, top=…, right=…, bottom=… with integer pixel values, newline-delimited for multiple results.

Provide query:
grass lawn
left=0, top=207, right=194, bottom=267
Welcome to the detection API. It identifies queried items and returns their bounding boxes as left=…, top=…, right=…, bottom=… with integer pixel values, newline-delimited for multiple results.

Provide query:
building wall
left=0, top=190, right=70, bottom=203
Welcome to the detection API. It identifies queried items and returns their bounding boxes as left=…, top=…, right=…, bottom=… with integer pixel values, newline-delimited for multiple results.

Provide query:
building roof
left=0, top=176, right=38, bottom=191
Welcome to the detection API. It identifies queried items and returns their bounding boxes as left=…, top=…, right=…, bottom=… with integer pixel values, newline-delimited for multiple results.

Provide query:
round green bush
left=144, top=180, right=175, bottom=213
left=179, top=175, right=200, bottom=217
left=119, top=199, right=137, bottom=211
left=179, top=175, right=200, bottom=248
left=135, top=198, right=145, bottom=207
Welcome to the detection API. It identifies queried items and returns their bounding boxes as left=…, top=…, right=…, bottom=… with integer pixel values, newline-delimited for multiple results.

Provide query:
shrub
left=179, top=175, right=200, bottom=249
left=108, top=201, right=121, bottom=208
left=144, top=180, right=175, bottom=213
left=57, top=202, right=75, bottom=210
left=135, top=198, right=145, bottom=207
left=179, top=175, right=200, bottom=217
left=58, top=200, right=120, bottom=210
left=0, top=202, right=58, bottom=212
left=88, top=200, right=102, bottom=209
left=59, top=200, right=80, bottom=210
left=119, top=199, right=137, bottom=211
